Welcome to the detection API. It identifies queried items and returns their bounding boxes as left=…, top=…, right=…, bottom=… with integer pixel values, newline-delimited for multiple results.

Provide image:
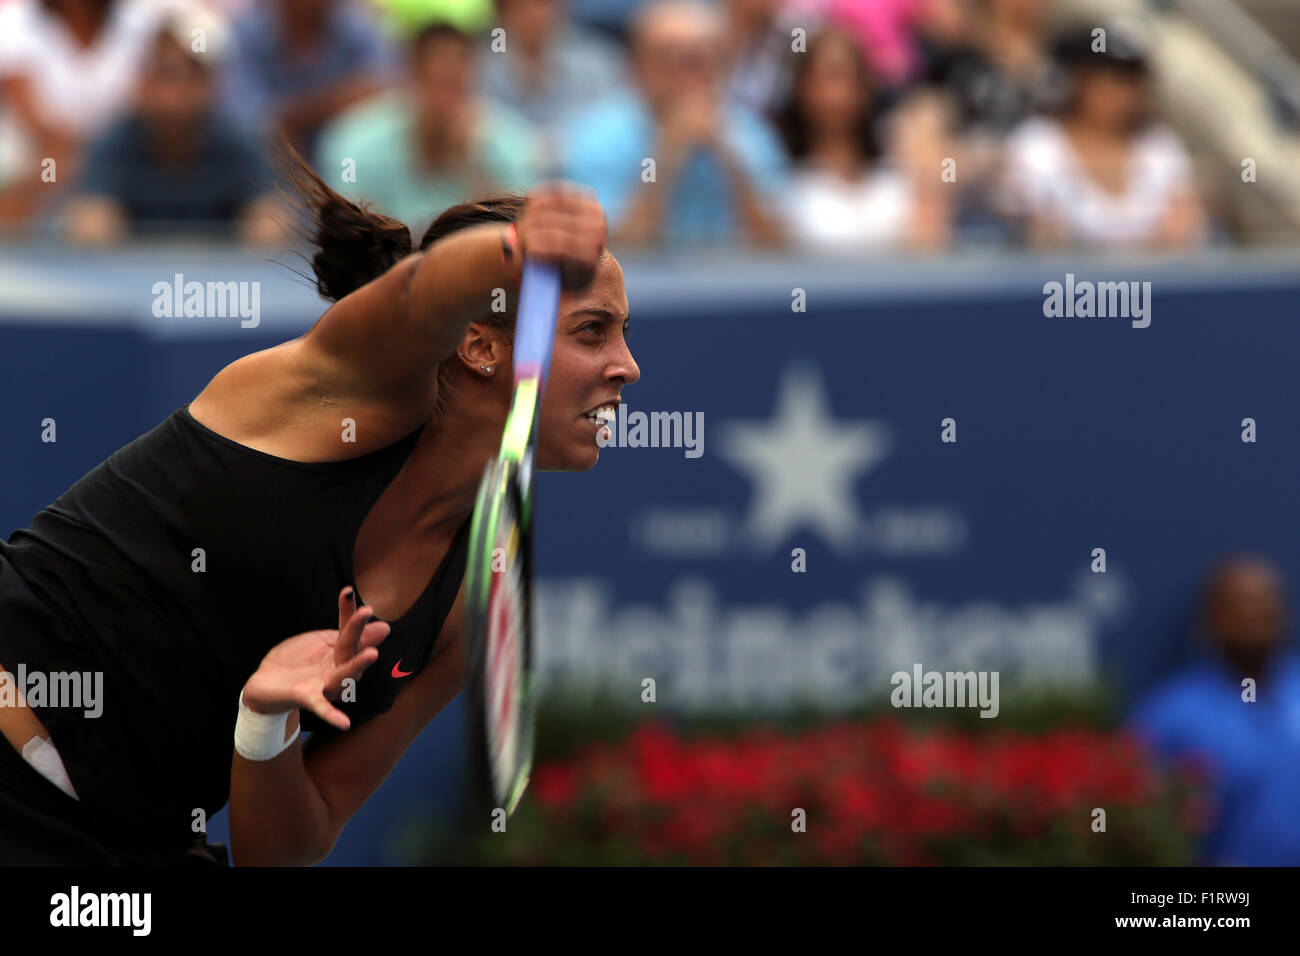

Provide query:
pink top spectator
left=787, top=0, right=929, bottom=85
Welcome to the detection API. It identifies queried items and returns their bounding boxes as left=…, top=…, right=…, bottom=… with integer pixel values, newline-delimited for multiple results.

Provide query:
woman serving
left=0, top=158, right=636, bottom=865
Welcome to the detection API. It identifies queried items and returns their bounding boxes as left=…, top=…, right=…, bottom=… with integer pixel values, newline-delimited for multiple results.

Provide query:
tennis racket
left=464, top=261, right=561, bottom=816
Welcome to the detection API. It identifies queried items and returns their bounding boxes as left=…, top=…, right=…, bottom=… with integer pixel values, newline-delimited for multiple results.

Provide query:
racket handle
left=513, top=262, right=562, bottom=391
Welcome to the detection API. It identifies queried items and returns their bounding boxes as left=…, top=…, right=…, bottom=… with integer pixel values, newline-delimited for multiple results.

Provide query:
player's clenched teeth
left=581, top=405, right=617, bottom=425
left=579, top=406, right=614, bottom=445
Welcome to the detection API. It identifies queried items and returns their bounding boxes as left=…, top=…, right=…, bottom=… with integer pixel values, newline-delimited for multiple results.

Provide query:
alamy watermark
left=0, top=665, right=102, bottom=718
left=890, top=663, right=1000, bottom=718
left=151, top=273, right=260, bottom=328
left=1042, top=273, right=1151, bottom=328
left=50, top=886, right=150, bottom=936
left=594, top=405, right=704, bottom=458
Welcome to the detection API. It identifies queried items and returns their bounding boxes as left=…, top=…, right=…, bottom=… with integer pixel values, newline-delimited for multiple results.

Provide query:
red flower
left=532, top=763, right=578, bottom=807
left=507, top=711, right=1205, bottom=866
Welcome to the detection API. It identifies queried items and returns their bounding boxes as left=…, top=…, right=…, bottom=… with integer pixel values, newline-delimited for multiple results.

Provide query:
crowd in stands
left=0, top=0, right=1212, bottom=253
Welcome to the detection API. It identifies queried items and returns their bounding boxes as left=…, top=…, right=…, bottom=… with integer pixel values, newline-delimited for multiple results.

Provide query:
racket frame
left=464, top=262, right=560, bottom=815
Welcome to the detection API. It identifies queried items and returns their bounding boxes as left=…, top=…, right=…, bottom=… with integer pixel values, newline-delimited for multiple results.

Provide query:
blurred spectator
left=1130, top=555, right=1300, bottom=866
left=480, top=0, right=625, bottom=173
left=720, top=0, right=794, bottom=116
left=0, top=0, right=168, bottom=228
left=316, top=22, right=539, bottom=228
left=562, top=0, right=788, bottom=249
left=222, top=0, right=396, bottom=161
left=784, top=0, right=934, bottom=91
left=913, top=0, right=1054, bottom=228
left=997, top=28, right=1207, bottom=251
left=774, top=25, right=950, bottom=253
left=918, top=0, right=1056, bottom=140
left=63, top=7, right=287, bottom=245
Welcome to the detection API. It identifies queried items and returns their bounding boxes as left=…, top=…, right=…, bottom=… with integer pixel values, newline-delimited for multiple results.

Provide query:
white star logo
left=719, top=363, right=891, bottom=553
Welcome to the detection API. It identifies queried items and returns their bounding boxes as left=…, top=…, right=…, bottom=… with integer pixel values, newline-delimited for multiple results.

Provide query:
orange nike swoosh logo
left=392, top=661, right=413, bottom=678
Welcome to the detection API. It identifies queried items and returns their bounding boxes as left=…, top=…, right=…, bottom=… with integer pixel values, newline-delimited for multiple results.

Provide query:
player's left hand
left=241, top=587, right=390, bottom=730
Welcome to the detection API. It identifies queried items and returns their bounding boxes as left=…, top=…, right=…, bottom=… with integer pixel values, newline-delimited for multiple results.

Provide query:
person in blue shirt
left=221, top=0, right=396, bottom=162
left=481, top=0, right=628, bottom=174
left=560, top=0, right=789, bottom=249
left=1129, top=554, right=1300, bottom=865
left=63, top=11, right=286, bottom=246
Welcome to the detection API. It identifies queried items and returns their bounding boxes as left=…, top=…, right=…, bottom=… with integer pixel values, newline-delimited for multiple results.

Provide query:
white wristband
left=234, top=690, right=299, bottom=761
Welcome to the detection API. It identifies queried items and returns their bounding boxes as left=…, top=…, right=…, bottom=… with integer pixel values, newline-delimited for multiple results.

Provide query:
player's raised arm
left=294, top=223, right=512, bottom=411
left=287, top=159, right=606, bottom=416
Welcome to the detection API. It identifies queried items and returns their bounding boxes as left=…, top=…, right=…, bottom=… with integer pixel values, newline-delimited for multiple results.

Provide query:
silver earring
left=481, top=366, right=493, bottom=374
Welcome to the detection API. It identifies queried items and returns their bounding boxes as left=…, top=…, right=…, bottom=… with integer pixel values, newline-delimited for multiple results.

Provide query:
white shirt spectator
left=0, top=0, right=170, bottom=184
left=784, top=164, right=912, bottom=252
left=1000, top=117, right=1195, bottom=248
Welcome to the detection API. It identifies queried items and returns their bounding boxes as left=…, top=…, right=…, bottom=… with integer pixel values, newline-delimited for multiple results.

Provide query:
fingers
left=527, top=179, right=599, bottom=211
left=324, top=588, right=391, bottom=718
left=519, top=181, right=607, bottom=290
left=324, top=645, right=380, bottom=701
left=310, top=694, right=351, bottom=732
left=318, top=644, right=379, bottom=722
left=337, top=600, right=390, bottom=660
left=337, top=585, right=357, bottom=633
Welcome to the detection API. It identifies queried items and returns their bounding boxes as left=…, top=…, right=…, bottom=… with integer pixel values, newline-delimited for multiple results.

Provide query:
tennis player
left=0, top=157, right=635, bottom=865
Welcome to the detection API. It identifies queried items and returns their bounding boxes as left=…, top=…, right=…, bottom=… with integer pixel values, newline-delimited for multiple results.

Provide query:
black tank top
left=0, top=404, right=470, bottom=852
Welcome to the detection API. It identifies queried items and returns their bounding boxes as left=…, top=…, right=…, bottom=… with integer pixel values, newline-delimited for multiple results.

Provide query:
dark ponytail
left=277, top=139, right=413, bottom=302
left=277, top=139, right=527, bottom=306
